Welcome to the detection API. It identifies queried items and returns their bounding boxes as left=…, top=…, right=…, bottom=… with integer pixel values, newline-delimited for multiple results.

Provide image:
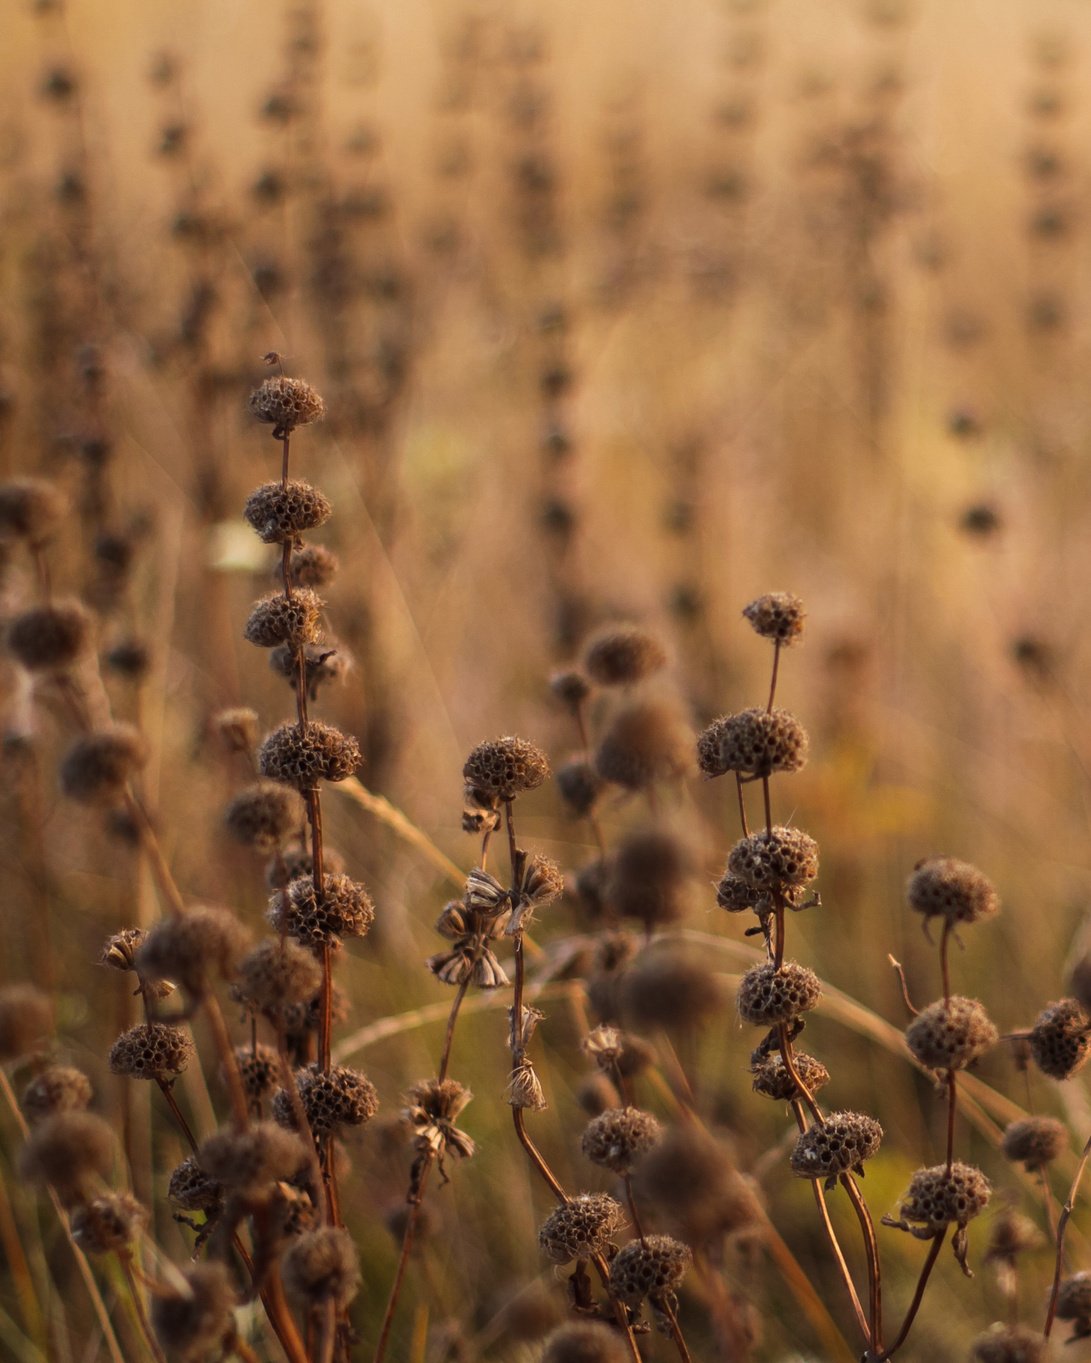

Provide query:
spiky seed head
left=737, top=961, right=821, bottom=1026
left=696, top=708, right=809, bottom=780
left=234, top=938, right=323, bottom=1016
left=607, top=829, right=693, bottom=930
left=231, top=1045, right=279, bottom=1102
left=224, top=781, right=303, bottom=851
left=243, top=479, right=332, bottom=544
left=905, top=996, right=999, bottom=1071
left=135, top=906, right=250, bottom=998
left=249, top=376, right=325, bottom=434
left=583, top=626, right=668, bottom=686
left=0, top=984, right=52, bottom=1060
left=59, top=725, right=146, bottom=804
left=244, top=589, right=323, bottom=649
left=0, top=478, right=66, bottom=543
left=742, top=592, right=805, bottom=645
left=751, top=1051, right=830, bottom=1102
left=1001, top=1116, right=1067, bottom=1170
left=549, top=669, right=591, bottom=707
left=986, top=1207, right=1044, bottom=1266
left=109, top=1022, right=194, bottom=1081
left=463, top=736, right=550, bottom=800
left=1029, top=999, right=1091, bottom=1079
left=556, top=757, right=603, bottom=817
left=790, top=1112, right=883, bottom=1179
left=274, top=1065, right=379, bottom=1136
left=258, top=720, right=360, bottom=789
left=19, top=1111, right=116, bottom=1206
left=168, top=1156, right=223, bottom=1212
left=594, top=700, right=693, bottom=790
left=71, top=1194, right=147, bottom=1254
left=101, top=927, right=145, bottom=972
left=580, top=1107, right=662, bottom=1174
left=197, top=1121, right=308, bottom=1196
left=906, top=857, right=999, bottom=927
left=609, top=1234, right=691, bottom=1307
left=286, top=543, right=339, bottom=588
left=268, top=873, right=375, bottom=949
left=269, top=642, right=349, bottom=696
left=21, top=1066, right=92, bottom=1122
left=969, top=1324, right=1048, bottom=1363
left=540, top=1323, right=629, bottom=1363
left=728, top=827, right=819, bottom=893
left=1057, top=1273, right=1091, bottom=1332
left=538, top=1194, right=626, bottom=1264
left=7, top=600, right=92, bottom=672
left=281, top=1227, right=361, bottom=1309
left=897, top=1162, right=991, bottom=1229
left=150, top=1262, right=237, bottom=1363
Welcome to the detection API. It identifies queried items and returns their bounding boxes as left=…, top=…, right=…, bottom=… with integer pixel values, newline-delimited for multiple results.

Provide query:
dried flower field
left=2, top=2, right=1091, bottom=1361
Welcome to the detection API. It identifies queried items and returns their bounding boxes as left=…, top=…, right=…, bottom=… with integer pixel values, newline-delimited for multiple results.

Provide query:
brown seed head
left=594, top=700, right=692, bottom=790
left=1057, top=1272, right=1091, bottom=1333
left=150, top=1261, right=236, bottom=1363
left=549, top=669, right=592, bottom=708
left=607, top=829, right=693, bottom=930
left=1001, top=1116, right=1067, bottom=1170
left=737, top=961, right=821, bottom=1026
left=168, top=1155, right=224, bottom=1212
left=632, top=1124, right=762, bottom=1244
left=71, top=1193, right=147, bottom=1254
left=231, top=1045, right=280, bottom=1103
left=20, top=1111, right=115, bottom=1206
left=274, top=1065, right=379, bottom=1136
left=696, top=708, right=809, bottom=780
left=742, top=592, right=805, bottom=645
left=897, top=1162, right=991, bottom=1229
left=556, top=757, right=603, bottom=817
left=248, top=376, right=325, bottom=435
left=580, top=1107, right=662, bottom=1174
left=136, top=906, right=250, bottom=998
left=0, top=479, right=66, bottom=544
left=583, top=626, right=668, bottom=686
left=244, top=589, right=323, bottom=649
left=608, top=1234, right=691, bottom=1307
left=224, top=781, right=303, bottom=851
left=243, top=479, right=332, bottom=544
left=905, top=996, right=998, bottom=1071
left=7, top=600, right=92, bottom=672
left=1029, top=999, right=1091, bottom=1080
left=715, top=873, right=761, bottom=914
left=60, top=725, right=146, bottom=804
left=258, top=720, right=361, bottom=789
left=751, top=1051, right=830, bottom=1102
left=538, top=1193, right=626, bottom=1264
left=541, top=1323, right=629, bottom=1363
left=0, top=983, right=52, bottom=1060
left=198, top=1121, right=308, bottom=1197
left=268, top=872, right=375, bottom=949
left=109, top=1022, right=194, bottom=1081
left=286, top=544, right=339, bottom=589
left=234, top=938, right=323, bottom=1017
left=728, top=827, right=819, bottom=894
left=906, top=857, right=999, bottom=927
left=790, top=1112, right=882, bottom=1180
left=21, top=1065, right=92, bottom=1123
left=969, top=1324, right=1048, bottom=1363
left=101, top=927, right=145, bottom=972
left=281, top=1227, right=361, bottom=1309
left=210, top=707, right=260, bottom=756
left=463, top=736, right=550, bottom=800
left=620, top=947, right=723, bottom=1032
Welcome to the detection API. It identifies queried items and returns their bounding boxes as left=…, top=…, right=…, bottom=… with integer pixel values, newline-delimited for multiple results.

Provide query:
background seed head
left=0, top=984, right=52, bottom=1061
left=281, top=1226, right=361, bottom=1309
left=606, top=828, right=693, bottom=929
left=583, top=624, right=668, bottom=685
left=60, top=725, right=147, bottom=804
left=168, top=1156, right=224, bottom=1212
left=71, top=1193, right=147, bottom=1255
left=197, top=1120, right=308, bottom=1196
left=905, top=996, right=998, bottom=1071
left=21, top=1065, right=92, bottom=1123
left=540, top=1322, right=630, bottom=1363
left=224, top=781, right=303, bottom=851
left=150, top=1261, right=237, bottom=1363
left=580, top=1107, right=662, bottom=1174
left=906, top=857, right=999, bottom=927
left=742, top=592, right=806, bottom=645
left=234, top=937, right=324, bottom=1015
left=0, top=478, right=66, bottom=544
left=751, top=1051, right=830, bottom=1102
left=556, top=757, right=603, bottom=817
left=136, top=905, right=250, bottom=997
left=969, top=1324, right=1048, bottom=1363
left=7, top=599, right=92, bottom=672
left=19, top=1111, right=116, bottom=1206
left=286, top=543, right=339, bottom=589
left=1029, top=999, right=1091, bottom=1079
left=594, top=700, right=693, bottom=789
left=1001, top=1116, right=1067, bottom=1170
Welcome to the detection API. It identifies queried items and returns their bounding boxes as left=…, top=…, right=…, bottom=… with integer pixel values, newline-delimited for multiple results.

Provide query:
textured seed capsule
left=696, top=707, right=809, bottom=780
left=580, top=1108, right=662, bottom=1174
left=168, top=1155, right=224, bottom=1212
left=281, top=1227, right=361, bottom=1309
left=268, top=873, right=374, bottom=949
left=249, top=376, right=325, bottom=434
left=1001, top=1116, right=1067, bottom=1170
left=895, top=1162, right=991, bottom=1231
left=243, top=479, right=332, bottom=543
left=790, top=1112, right=882, bottom=1181
left=742, top=592, right=805, bottom=645
left=751, top=1051, right=830, bottom=1102
left=463, top=736, right=550, bottom=800
left=1029, top=999, right=1091, bottom=1079
left=906, top=857, right=999, bottom=927
left=608, top=1234, right=691, bottom=1307
left=905, top=996, right=998, bottom=1071
left=109, top=1022, right=193, bottom=1081
left=274, top=1065, right=379, bottom=1136
left=583, top=626, right=667, bottom=686
left=244, top=589, right=323, bottom=649
left=728, top=826, right=818, bottom=893
left=258, top=720, right=361, bottom=789
left=538, top=1194, right=626, bottom=1264
left=737, top=961, right=821, bottom=1026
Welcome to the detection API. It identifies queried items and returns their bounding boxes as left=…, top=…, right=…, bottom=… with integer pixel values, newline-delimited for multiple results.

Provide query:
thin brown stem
left=119, top=1252, right=168, bottom=1363
left=874, top=1230, right=946, bottom=1360
left=761, top=775, right=772, bottom=836
left=659, top=1296, right=694, bottom=1363
left=623, top=1174, right=647, bottom=1244
left=840, top=1174, right=883, bottom=1352
left=155, top=1079, right=198, bottom=1152
left=945, top=1071, right=957, bottom=1171
left=939, top=921, right=952, bottom=1004
left=1044, top=1132, right=1091, bottom=1338
left=767, top=640, right=781, bottom=711
left=437, top=976, right=472, bottom=1084
left=373, top=1157, right=434, bottom=1363
left=735, top=773, right=749, bottom=837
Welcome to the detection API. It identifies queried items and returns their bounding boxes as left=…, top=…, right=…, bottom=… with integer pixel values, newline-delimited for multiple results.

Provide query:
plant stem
left=1044, top=1131, right=1091, bottom=1338
left=874, top=1231, right=945, bottom=1360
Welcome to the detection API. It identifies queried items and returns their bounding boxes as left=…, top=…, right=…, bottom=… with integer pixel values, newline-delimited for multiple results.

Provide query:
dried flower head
left=274, top=1065, right=379, bottom=1136
left=269, top=642, right=349, bottom=698
left=556, top=757, right=603, bottom=817
left=583, top=626, right=668, bottom=686
left=506, top=1060, right=547, bottom=1110
left=150, top=1261, right=237, bottom=1363
left=906, top=857, right=999, bottom=928
left=608, top=1234, right=691, bottom=1309
left=463, top=736, right=550, bottom=800
left=715, top=873, right=761, bottom=914
left=244, top=589, right=323, bottom=649
left=887, top=1162, right=992, bottom=1276
left=728, top=827, right=819, bottom=894
left=210, top=708, right=259, bottom=756
left=136, top=906, right=250, bottom=998
left=232, top=1045, right=279, bottom=1103
left=0, top=478, right=66, bottom=544
left=168, top=1156, right=224, bottom=1213
left=742, top=592, right=805, bottom=645
left=620, top=948, right=723, bottom=1032
left=7, top=600, right=92, bottom=672
left=549, top=669, right=592, bottom=708
left=101, top=927, right=145, bottom=972
left=1001, top=1116, right=1067, bottom=1170
left=258, top=720, right=361, bottom=789
left=751, top=1051, right=830, bottom=1102
left=234, top=938, right=323, bottom=1017
left=21, top=1065, right=92, bottom=1123
left=109, top=1022, right=194, bottom=1081
left=249, top=376, right=325, bottom=437
left=1028, top=999, right=1091, bottom=1080
left=1056, top=1273, right=1091, bottom=1340
left=427, top=940, right=510, bottom=989
left=59, top=725, right=146, bottom=804
left=632, top=1125, right=762, bottom=1244
left=404, top=1078, right=475, bottom=1162
left=969, top=1324, right=1048, bottom=1363
left=737, top=961, right=821, bottom=1026
left=71, top=1193, right=147, bottom=1254
left=905, top=996, right=999, bottom=1071
left=20, top=1111, right=116, bottom=1206
left=696, top=708, right=809, bottom=780
left=581, top=1107, right=662, bottom=1174
left=790, top=1112, right=882, bottom=1184
left=540, top=1323, right=629, bottom=1363
left=538, top=1193, right=626, bottom=1264
left=281, top=1227, right=361, bottom=1310
left=594, top=700, right=692, bottom=790
left=198, top=1121, right=308, bottom=1197
left=607, top=829, right=693, bottom=930
left=243, top=480, right=332, bottom=544
left=286, top=544, right=339, bottom=589
left=224, top=781, right=302, bottom=851
left=268, top=872, right=375, bottom=949
left=0, top=983, right=52, bottom=1060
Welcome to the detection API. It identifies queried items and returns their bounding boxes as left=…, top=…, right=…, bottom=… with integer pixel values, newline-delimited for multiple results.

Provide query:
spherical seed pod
left=71, top=1193, right=147, bottom=1254
left=632, top=1125, right=762, bottom=1244
left=268, top=872, right=375, bottom=949
left=136, top=906, right=250, bottom=998
left=896, top=1162, right=991, bottom=1231
left=0, top=983, right=52, bottom=1060
left=109, top=1022, right=193, bottom=1081
left=556, top=757, right=603, bottom=817
left=986, top=1206, right=1044, bottom=1267
left=906, top=857, right=999, bottom=928
left=21, top=1065, right=92, bottom=1123
left=274, top=1065, right=379, bottom=1136
left=538, top=1194, right=626, bottom=1264
left=540, top=1323, right=629, bottom=1363
left=549, top=670, right=592, bottom=708
left=234, top=938, right=323, bottom=1017
left=715, top=873, right=761, bottom=914
left=594, top=700, right=693, bottom=790
left=223, top=781, right=303, bottom=851
left=7, top=600, right=92, bottom=672
left=243, top=479, right=332, bottom=544
left=737, top=961, right=821, bottom=1026
left=232, top=1045, right=279, bottom=1103
left=609, top=1234, right=691, bottom=1309
left=286, top=544, right=339, bottom=589
left=728, top=827, right=819, bottom=894
left=1057, top=1272, right=1091, bottom=1335
left=104, top=638, right=151, bottom=680
left=580, top=1107, right=662, bottom=1174
left=281, top=1227, right=361, bottom=1311
left=969, top=1324, right=1048, bottom=1363
left=1000, top=1116, right=1066, bottom=1171
left=248, top=376, right=325, bottom=434
left=0, top=478, right=66, bottom=543
left=210, top=707, right=260, bottom=756
left=606, top=829, right=693, bottom=930
left=905, top=996, right=998, bottom=1071
left=751, top=1051, right=830, bottom=1102
left=1029, top=999, right=1091, bottom=1080
left=282, top=986, right=349, bottom=1061
left=583, top=625, right=668, bottom=686
left=790, top=1112, right=883, bottom=1181
left=197, top=1121, right=308, bottom=1197
left=742, top=592, right=806, bottom=645
left=695, top=708, right=809, bottom=780
left=59, top=725, right=146, bottom=804
left=150, top=1262, right=236, bottom=1363
left=258, top=720, right=361, bottom=789
left=619, top=948, right=723, bottom=1032
left=243, top=589, right=323, bottom=649
left=463, top=736, right=551, bottom=801
left=576, top=1073, right=621, bottom=1118
left=269, top=840, right=347, bottom=890
left=168, top=1155, right=223, bottom=1212
left=19, top=1111, right=116, bottom=1206
left=269, top=642, right=350, bottom=697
